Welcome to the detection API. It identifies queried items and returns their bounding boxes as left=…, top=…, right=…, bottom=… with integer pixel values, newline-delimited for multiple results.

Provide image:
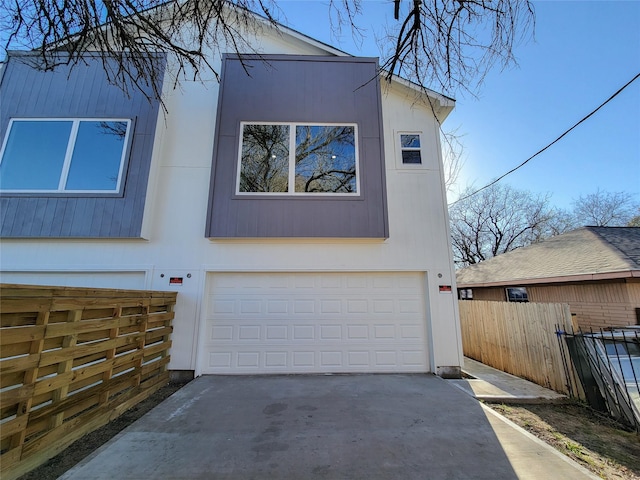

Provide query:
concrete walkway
left=60, top=374, right=596, bottom=479
left=449, top=357, right=568, bottom=403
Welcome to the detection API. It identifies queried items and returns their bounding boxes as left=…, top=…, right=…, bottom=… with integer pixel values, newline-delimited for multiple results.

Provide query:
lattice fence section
left=0, top=284, right=176, bottom=480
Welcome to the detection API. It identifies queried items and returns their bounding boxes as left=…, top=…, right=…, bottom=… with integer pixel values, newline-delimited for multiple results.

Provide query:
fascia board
left=457, top=270, right=640, bottom=288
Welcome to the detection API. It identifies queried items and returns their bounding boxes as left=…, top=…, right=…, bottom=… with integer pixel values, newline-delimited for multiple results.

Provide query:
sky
left=276, top=0, right=640, bottom=209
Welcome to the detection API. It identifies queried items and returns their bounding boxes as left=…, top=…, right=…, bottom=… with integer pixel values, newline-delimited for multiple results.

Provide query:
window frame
left=506, top=287, right=529, bottom=303
left=0, top=118, right=133, bottom=196
left=398, top=132, right=424, bottom=167
left=235, top=121, right=360, bottom=197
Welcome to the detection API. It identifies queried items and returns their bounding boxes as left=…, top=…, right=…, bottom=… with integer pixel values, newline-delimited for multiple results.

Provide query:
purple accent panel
left=206, top=55, right=388, bottom=238
left=0, top=53, right=165, bottom=238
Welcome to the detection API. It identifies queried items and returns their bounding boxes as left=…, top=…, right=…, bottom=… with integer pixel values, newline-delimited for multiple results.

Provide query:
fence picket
left=459, top=300, right=579, bottom=396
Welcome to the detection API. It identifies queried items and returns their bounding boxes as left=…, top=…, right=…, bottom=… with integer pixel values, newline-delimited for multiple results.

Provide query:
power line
left=449, top=72, right=640, bottom=206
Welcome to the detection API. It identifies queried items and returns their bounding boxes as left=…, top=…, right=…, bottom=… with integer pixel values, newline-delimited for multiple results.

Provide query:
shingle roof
left=456, top=227, right=640, bottom=287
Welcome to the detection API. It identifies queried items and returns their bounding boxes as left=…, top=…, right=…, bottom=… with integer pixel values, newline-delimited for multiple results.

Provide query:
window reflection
left=295, top=126, right=356, bottom=193
left=66, top=121, right=127, bottom=190
left=0, top=119, right=129, bottom=192
left=506, top=287, right=529, bottom=302
left=238, top=123, right=358, bottom=195
left=239, top=124, right=289, bottom=193
left=400, top=134, right=420, bottom=148
left=0, top=121, right=72, bottom=190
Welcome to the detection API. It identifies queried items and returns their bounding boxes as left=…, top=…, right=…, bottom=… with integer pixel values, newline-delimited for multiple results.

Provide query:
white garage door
left=201, top=272, right=429, bottom=374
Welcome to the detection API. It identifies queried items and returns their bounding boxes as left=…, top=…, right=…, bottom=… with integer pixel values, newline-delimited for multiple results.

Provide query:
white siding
left=0, top=271, right=147, bottom=290
left=0, top=23, right=462, bottom=374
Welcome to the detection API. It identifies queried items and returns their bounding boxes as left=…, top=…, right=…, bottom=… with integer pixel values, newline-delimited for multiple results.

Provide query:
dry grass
left=490, top=402, right=640, bottom=479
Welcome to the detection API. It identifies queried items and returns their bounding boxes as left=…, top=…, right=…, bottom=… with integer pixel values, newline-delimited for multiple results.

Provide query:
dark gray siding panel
left=206, top=55, right=388, bottom=238
left=0, top=53, right=164, bottom=238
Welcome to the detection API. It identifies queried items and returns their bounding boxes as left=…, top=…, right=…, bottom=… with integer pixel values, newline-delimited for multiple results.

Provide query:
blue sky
left=278, top=0, right=640, bottom=209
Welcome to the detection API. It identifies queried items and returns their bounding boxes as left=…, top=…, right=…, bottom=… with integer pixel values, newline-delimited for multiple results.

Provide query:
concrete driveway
left=60, top=374, right=596, bottom=479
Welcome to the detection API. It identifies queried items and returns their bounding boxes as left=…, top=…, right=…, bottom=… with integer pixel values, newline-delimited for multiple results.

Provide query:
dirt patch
left=490, top=402, right=640, bottom=479
left=18, top=381, right=189, bottom=480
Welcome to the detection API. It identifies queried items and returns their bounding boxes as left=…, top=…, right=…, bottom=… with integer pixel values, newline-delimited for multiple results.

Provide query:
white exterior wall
left=0, top=26, right=462, bottom=374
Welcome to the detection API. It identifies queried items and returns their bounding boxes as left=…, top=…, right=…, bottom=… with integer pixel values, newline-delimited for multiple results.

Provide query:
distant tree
left=545, top=207, right=577, bottom=236
left=1, top=0, right=534, bottom=101
left=449, top=184, right=562, bottom=267
left=571, top=190, right=640, bottom=227
left=628, top=213, right=640, bottom=227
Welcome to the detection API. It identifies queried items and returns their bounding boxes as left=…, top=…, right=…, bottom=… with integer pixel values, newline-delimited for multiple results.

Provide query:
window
left=237, top=123, right=358, bottom=195
left=459, top=288, right=473, bottom=300
left=0, top=119, right=131, bottom=193
left=506, top=287, right=529, bottom=303
left=400, top=133, right=422, bottom=164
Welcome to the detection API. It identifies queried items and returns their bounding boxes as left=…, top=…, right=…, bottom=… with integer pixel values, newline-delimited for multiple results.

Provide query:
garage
left=200, top=272, right=430, bottom=374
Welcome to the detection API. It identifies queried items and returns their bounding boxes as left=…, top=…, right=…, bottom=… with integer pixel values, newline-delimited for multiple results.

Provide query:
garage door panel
left=205, top=346, right=427, bottom=373
left=212, top=301, right=426, bottom=321
left=206, top=323, right=425, bottom=344
left=202, top=272, right=429, bottom=374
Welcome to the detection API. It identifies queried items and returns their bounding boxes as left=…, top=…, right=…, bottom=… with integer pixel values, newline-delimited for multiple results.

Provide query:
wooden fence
left=0, top=284, right=176, bottom=480
left=459, top=300, right=581, bottom=397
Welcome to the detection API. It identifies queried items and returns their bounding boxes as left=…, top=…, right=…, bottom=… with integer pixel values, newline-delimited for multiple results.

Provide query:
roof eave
left=457, top=269, right=640, bottom=288
left=382, top=73, right=455, bottom=123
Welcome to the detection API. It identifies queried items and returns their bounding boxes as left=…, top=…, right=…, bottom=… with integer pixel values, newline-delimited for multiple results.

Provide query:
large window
left=237, top=123, right=358, bottom=195
left=0, top=119, right=131, bottom=193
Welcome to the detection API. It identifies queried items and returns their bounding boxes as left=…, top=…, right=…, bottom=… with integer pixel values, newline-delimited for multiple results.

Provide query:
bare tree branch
left=1, top=0, right=535, bottom=102
left=441, top=127, right=465, bottom=194
left=377, top=0, right=534, bottom=95
left=1, top=0, right=282, bottom=107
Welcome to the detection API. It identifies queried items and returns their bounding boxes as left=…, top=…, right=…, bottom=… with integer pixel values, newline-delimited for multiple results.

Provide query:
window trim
left=397, top=131, right=424, bottom=168
left=235, top=121, right=360, bottom=197
left=0, top=118, right=133, bottom=196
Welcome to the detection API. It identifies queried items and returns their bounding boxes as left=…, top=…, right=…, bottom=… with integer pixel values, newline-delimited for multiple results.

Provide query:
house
left=0, top=11, right=463, bottom=378
left=456, top=227, right=640, bottom=330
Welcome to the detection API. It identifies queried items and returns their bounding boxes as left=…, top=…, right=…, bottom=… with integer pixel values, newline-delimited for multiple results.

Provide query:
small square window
left=506, top=287, right=529, bottom=303
left=0, top=119, right=131, bottom=193
left=399, top=133, right=422, bottom=165
left=459, top=288, right=473, bottom=300
left=238, top=123, right=358, bottom=195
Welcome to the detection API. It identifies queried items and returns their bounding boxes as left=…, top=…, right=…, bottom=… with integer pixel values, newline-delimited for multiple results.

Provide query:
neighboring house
left=0, top=13, right=463, bottom=378
left=456, top=227, right=640, bottom=330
